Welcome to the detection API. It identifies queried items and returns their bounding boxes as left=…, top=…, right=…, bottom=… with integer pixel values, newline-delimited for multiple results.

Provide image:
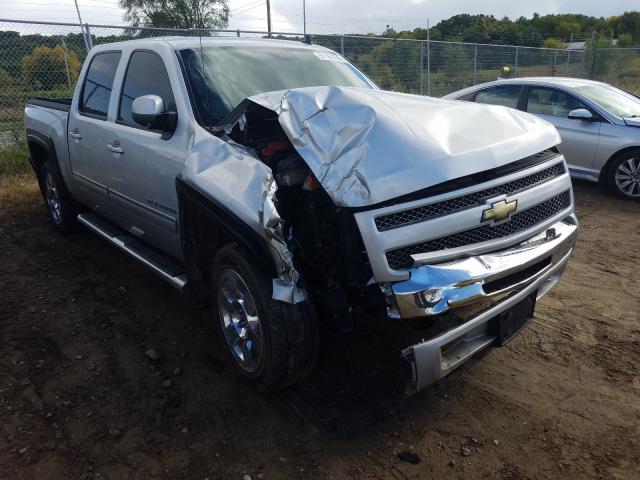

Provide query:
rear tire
left=37, top=161, right=81, bottom=234
left=607, top=150, right=640, bottom=200
left=211, top=244, right=319, bottom=391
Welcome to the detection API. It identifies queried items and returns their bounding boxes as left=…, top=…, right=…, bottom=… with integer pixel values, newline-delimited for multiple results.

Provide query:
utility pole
left=303, top=0, right=306, bottom=36
left=73, top=0, right=89, bottom=51
left=266, top=0, right=272, bottom=37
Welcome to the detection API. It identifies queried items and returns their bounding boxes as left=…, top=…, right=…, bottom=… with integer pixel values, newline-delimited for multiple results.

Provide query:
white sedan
left=444, top=78, right=640, bottom=199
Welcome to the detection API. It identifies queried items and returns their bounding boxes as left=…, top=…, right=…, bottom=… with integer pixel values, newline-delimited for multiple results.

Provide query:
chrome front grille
left=375, top=162, right=565, bottom=232
left=385, top=191, right=571, bottom=270
left=353, top=153, right=574, bottom=283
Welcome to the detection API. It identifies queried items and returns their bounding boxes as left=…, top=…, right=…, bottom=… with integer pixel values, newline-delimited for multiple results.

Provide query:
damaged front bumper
left=388, top=215, right=577, bottom=391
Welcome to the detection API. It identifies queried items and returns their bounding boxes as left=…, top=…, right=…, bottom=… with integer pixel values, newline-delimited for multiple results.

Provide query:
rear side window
left=454, top=91, right=476, bottom=102
left=474, top=85, right=522, bottom=109
left=80, top=51, right=121, bottom=118
left=119, top=51, right=176, bottom=127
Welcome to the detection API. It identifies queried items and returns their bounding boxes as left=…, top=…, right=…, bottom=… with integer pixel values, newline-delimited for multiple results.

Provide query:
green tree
left=617, top=32, right=633, bottom=47
left=120, top=0, right=229, bottom=29
left=356, top=40, right=421, bottom=93
left=0, top=68, right=12, bottom=87
left=543, top=38, right=566, bottom=48
left=610, top=11, right=640, bottom=45
left=21, top=45, right=81, bottom=90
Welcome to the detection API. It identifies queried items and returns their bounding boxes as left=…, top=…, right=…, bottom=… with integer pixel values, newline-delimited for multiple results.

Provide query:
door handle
left=106, top=142, right=124, bottom=154
left=68, top=130, right=82, bottom=140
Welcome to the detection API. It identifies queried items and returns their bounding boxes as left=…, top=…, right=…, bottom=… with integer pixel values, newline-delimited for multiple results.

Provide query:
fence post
left=60, top=36, right=71, bottom=87
left=514, top=46, right=519, bottom=77
left=420, top=40, right=424, bottom=95
left=236, top=29, right=240, bottom=37
left=84, top=23, right=93, bottom=50
left=340, top=34, right=344, bottom=56
left=426, top=37, right=431, bottom=96
left=566, top=32, right=573, bottom=74
left=552, top=50, right=557, bottom=76
left=473, top=44, right=477, bottom=85
left=589, top=31, right=597, bottom=79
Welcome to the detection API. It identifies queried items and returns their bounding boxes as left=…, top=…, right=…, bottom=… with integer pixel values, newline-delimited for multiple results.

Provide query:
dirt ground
left=0, top=175, right=639, bottom=480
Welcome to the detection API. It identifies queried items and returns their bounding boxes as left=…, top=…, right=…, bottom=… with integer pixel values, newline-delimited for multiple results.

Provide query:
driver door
left=103, top=50, right=187, bottom=259
left=523, top=86, right=601, bottom=176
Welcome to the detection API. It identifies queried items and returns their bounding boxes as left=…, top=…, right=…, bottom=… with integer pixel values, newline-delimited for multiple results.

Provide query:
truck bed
left=26, top=97, right=72, bottom=112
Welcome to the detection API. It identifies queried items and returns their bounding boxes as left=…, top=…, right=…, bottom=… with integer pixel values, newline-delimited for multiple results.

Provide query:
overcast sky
left=0, top=0, right=636, bottom=35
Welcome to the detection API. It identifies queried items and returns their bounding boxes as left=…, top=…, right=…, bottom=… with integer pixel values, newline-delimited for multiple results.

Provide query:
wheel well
left=27, top=140, right=50, bottom=175
left=176, top=179, right=278, bottom=305
left=599, top=146, right=640, bottom=184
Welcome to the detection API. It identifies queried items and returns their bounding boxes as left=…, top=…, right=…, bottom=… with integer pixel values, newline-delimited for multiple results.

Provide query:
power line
left=230, top=0, right=263, bottom=14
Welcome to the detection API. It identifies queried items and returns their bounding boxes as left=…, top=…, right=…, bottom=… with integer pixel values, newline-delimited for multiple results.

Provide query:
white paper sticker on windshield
left=313, top=51, right=348, bottom=63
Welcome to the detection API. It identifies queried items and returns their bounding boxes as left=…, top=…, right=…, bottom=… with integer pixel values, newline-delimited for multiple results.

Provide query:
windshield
left=573, top=83, right=640, bottom=118
left=180, top=45, right=375, bottom=126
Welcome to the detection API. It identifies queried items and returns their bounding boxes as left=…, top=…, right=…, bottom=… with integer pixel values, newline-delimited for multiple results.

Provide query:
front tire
left=211, top=244, right=319, bottom=391
left=37, top=161, right=80, bottom=233
left=608, top=151, right=640, bottom=200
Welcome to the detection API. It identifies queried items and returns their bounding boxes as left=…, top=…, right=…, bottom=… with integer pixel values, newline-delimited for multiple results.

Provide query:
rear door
left=103, top=49, right=187, bottom=259
left=523, top=86, right=601, bottom=175
left=67, top=51, right=122, bottom=209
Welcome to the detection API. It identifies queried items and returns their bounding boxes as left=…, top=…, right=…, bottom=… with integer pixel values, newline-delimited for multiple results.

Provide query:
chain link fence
left=1, top=18, right=638, bottom=147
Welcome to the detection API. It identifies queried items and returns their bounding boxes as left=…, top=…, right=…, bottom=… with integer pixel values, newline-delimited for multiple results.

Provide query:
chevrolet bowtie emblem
left=482, top=199, right=518, bottom=223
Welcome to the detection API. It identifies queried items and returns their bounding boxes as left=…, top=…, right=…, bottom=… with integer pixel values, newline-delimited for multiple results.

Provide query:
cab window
left=474, top=85, right=522, bottom=108
left=118, top=51, right=176, bottom=128
left=80, top=51, right=122, bottom=119
left=526, top=87, right=588, bottom=118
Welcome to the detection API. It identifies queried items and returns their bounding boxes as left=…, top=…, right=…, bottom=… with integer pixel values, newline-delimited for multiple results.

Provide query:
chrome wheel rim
left=615, top=158, right=640, bottom=197
left=217, top=269, right=263, bottom=373
left=45, top=171, right=62, bottom=224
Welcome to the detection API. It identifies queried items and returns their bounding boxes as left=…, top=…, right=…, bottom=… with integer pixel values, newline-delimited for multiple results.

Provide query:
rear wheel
left=608, top=151, right=640, bottom=200
left=37, top=161, right=80, bottom=233
left=211, top=244, right=319, bottom=391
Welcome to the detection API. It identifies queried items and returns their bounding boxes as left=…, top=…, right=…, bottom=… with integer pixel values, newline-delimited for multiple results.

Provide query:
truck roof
left=91, top=36, right=331, bottom=52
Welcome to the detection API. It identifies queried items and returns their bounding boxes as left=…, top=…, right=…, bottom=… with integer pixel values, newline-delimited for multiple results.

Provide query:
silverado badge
left=482, top=199, right=517, bottom=223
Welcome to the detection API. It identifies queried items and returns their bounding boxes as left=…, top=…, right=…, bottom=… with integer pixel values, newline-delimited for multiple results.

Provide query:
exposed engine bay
left=225, top=102, right=376, bottom=330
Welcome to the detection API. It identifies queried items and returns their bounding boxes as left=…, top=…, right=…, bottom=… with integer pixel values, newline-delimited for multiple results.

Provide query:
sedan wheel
left=610, top=154, right=640, bottom=200
left=614, top=157, right=640, bottom=197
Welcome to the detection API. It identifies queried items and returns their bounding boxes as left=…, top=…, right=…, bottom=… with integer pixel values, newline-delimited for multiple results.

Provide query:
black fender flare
left=26, top=128, right=75, bottom=200
left=176, top=176, right=279, bottom=287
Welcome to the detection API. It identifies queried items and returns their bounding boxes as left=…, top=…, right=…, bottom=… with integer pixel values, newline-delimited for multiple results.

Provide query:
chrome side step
left=77, top=212, right=187, bottom=290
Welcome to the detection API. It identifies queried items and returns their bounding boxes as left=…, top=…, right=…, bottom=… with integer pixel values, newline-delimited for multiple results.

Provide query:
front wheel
left=608, top=151, right=640, bottom=200
left=211, top=244, right=319, bottom=391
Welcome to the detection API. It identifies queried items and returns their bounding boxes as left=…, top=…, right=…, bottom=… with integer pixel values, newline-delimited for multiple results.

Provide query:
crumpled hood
left=249, top=86, right=560, bottom=207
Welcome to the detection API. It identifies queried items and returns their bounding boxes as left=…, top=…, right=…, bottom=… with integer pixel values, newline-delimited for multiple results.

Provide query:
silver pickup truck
left=24, top=37, right=578, bottom=392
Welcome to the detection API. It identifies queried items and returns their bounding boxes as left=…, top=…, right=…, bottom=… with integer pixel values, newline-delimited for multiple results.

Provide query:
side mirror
left=132, top=94, right=177, bottom=132
left=568, top=108, right=593, bottom=121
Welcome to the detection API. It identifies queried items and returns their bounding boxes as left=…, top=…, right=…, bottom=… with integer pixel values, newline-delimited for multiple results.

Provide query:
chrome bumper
left=392, top=215, right=577, bottom=391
